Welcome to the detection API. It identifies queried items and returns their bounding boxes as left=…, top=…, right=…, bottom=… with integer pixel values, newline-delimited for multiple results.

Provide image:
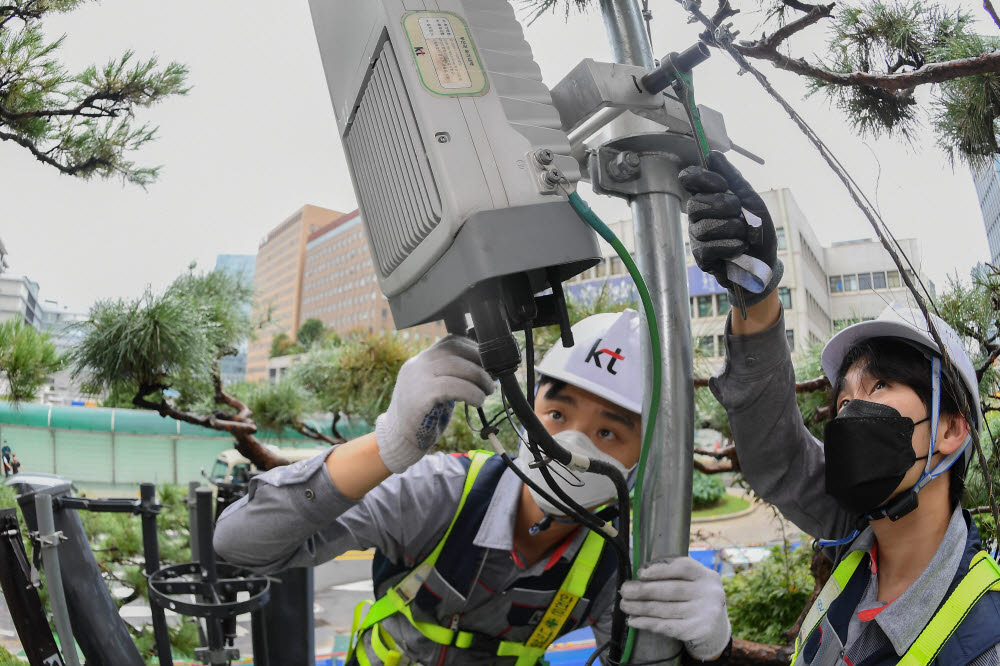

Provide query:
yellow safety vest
left=348, top=451, right=606, bottom=666
left=792, top=549, right=1000, bottom=665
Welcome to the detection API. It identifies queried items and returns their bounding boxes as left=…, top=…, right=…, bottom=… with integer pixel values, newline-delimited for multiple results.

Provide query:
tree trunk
left=730, top=639, right=795, bottom=665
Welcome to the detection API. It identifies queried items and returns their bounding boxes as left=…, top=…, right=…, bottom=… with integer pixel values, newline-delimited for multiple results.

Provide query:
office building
left=565, top=188, right=930, bottom=363
left=300, top=210, right=445, bottom=342
left=972, top=158, right=1000, bottom=265
left=214, top=254, right=256, bottom=385
left=824, top=237, right=926, bottom=329
left=246, top=205, right=346, bottom=382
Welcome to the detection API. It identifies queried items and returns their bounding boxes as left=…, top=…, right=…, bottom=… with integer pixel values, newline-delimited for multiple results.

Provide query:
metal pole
left=187, top=481, right=200, bottom=562
left=140, top=483, right=174, bottom=666
left=196, top=487, right=228, bottom=666
left=35, top=493, right=80, bottom=666
left=598, top=0, right=654, bottom=68
left=598, top=2, right=693, bottom=663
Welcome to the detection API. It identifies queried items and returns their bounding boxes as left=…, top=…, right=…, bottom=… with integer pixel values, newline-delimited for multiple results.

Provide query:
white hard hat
left=822, top=303, right=982, bottom=433
left=535, top=309, right=643, bottom=414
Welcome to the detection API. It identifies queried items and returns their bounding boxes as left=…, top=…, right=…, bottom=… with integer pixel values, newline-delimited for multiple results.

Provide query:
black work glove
left=678, top=151, right=783, bottom=307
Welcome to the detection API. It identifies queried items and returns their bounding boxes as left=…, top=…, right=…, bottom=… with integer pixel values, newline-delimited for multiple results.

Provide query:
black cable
left=586, top=641, right=684, bottom=666
left=497, top=372, right=633, bottom=662
left=525, top=322, right=535, bottom=404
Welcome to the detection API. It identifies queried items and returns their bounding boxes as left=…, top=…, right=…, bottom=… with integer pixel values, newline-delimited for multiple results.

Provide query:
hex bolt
left=534, top=149, right=554, bottom=166
left=608, top=151, right=641, bottom=182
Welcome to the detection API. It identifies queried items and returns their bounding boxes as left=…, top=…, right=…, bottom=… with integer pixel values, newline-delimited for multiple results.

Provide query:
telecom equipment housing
left=309, top=0, right=600, bottom=329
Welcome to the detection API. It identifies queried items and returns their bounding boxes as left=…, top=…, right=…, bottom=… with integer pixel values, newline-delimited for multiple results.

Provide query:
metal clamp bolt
left=713, top=22, right=740, bottom=46
left=541, top=168, right=564, bottom=189
left=608, top=151, right=641, bottom=182
left=534, top=148, right=554, bottom=166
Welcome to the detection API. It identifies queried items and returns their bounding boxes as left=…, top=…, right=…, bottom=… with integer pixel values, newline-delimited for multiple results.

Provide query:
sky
left=0, top=0, right=992, bottom=312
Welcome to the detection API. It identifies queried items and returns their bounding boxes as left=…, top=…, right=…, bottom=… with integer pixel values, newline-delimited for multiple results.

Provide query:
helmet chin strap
left=819, top=357, right=972, bottom=546
left=868, top=356, right=971, bottom=522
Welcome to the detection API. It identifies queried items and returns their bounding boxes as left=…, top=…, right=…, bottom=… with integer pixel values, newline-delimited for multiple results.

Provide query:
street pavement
left=0, top=493, right=808, bottom=662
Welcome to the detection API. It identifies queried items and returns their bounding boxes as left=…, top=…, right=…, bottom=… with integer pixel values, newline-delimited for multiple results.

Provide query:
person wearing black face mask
left=681, top=152, right=999, bottom=666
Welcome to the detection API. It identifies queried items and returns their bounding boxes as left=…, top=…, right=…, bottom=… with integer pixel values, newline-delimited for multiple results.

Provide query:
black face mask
left=824, top=399, right=928, bottom=517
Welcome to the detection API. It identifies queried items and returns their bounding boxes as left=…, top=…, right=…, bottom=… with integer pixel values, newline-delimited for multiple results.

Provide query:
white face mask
left=516, top=430, right=635, bottom=517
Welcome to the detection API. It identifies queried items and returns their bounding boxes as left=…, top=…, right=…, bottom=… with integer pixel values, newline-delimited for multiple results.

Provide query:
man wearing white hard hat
left=215, top=311, right=732, bottom=665
left=681, top=152, right=1000, bottom=666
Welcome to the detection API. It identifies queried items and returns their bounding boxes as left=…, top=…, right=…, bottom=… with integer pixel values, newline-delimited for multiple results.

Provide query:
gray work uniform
left=709, top=309, right=1000, bottom=666
left=213, top=451, right=617, bottom=665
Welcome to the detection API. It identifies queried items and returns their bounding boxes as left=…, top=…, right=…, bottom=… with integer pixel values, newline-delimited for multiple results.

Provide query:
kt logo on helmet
left=584, top=339, right=625, bottom=375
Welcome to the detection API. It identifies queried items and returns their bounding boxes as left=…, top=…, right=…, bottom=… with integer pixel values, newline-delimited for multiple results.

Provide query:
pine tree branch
left=694, top=458, right=735, bottom=474
left=780, top=0, right=823, bottom=12
left=294, top=421, right=342, bottom=446
left=694, top=445, right=736, bottom=459
left=132, top=387, right=257, bottom=436
left=984, top=0, right=1000, bottom=31
left=711, top=0, right=739, bottom=24
left=977, top=345, right=1000, bottom=381
left=744, top=2, right=834, bottom=50
left=735, top=44, right=1000, bottom=92
left=0, top=128, right=109, bottom=176
left=212, top=366, right=252, bottom=422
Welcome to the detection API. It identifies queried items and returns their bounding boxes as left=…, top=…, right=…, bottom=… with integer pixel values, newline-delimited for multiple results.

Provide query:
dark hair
left=535, top=375, right=567, bottom=406
left=831, top=338, right=968, bottom=510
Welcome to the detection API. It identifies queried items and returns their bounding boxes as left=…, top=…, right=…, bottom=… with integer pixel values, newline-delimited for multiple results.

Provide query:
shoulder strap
left=792, top=549, right=866, bottom=664
left=354, top=451, right=493, bottom=643
left=497, top=529, right=606, bottom=666
left=898, top=551, right=1000, bottom=666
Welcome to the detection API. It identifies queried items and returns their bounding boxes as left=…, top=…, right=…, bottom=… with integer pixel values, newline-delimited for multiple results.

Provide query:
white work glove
left=375, top=336, right=495, bottom=474
left=619, top=557, right=731, bottom=662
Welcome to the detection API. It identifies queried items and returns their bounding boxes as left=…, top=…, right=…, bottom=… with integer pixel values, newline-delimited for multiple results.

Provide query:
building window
left=698, top=336, right=715, bottom=356
left=776, top=228, right=787, bottom=251
left=778, top=287, right=792, bottom=310
left=785, top=329, right=795, bottom=350
left=716, top=293, right=729, bottom=314
left=887, top=270, right=901, bottom=288
left=872, top=271, right=887, bottom=290
left=843, top=274, right=858, bottom=291
left=697, top=295, right=713, bottom=318
left=858, top=272, right=872, bottom=290
left=829, top=276, right=843, bottom=293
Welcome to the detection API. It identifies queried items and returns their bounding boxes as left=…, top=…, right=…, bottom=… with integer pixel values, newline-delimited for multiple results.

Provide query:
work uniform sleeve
left=709, top=308, right=853, bottom=540
left=213, top=450, right=467, bottom=573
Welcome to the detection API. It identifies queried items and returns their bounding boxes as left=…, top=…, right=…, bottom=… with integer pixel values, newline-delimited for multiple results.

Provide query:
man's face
left=834, top=362, right=932, bottom=501
left=533, top=383, right=642, bottom=469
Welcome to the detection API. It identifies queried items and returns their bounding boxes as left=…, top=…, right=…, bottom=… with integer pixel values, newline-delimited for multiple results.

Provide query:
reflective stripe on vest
left=791, top=550, right=865, bottom=663
left=791, top=550, right=1000, bottom=665
left=349, top=450, right=606, bottom=666
left=898, top=551, right=1000, bottom=666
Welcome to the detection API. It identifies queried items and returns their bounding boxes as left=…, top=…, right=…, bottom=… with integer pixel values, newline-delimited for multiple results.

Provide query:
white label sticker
left=417, top=17, right=472, bottom=89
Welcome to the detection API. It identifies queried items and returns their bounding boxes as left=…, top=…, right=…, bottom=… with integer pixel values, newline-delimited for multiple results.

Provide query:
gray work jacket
left=213, top=451, right=617, bottom=665
left=710, top=308, right=1000, bottom=665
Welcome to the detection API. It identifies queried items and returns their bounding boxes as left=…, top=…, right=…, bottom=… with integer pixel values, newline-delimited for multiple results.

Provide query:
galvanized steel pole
left=35, top=493, right=81, bottom=666
left=597, top=1, right=694, bottom=663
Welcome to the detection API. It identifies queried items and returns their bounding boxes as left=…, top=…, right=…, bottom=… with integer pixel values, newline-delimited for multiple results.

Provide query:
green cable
left=566, top=190, right=662, bottom=664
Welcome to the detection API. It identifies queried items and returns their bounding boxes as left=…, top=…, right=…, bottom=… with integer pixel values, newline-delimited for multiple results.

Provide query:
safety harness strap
left=348, top=451, right=491, bottom=662
left=497, top=529, right=606, bottom=666
left=791, top=549, right=866, bottom=664
left=898, top=551, right=1000, bottom=666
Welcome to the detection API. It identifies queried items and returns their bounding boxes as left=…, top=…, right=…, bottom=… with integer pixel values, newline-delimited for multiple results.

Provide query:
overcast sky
left=0, top=0, right=991, bottom=312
